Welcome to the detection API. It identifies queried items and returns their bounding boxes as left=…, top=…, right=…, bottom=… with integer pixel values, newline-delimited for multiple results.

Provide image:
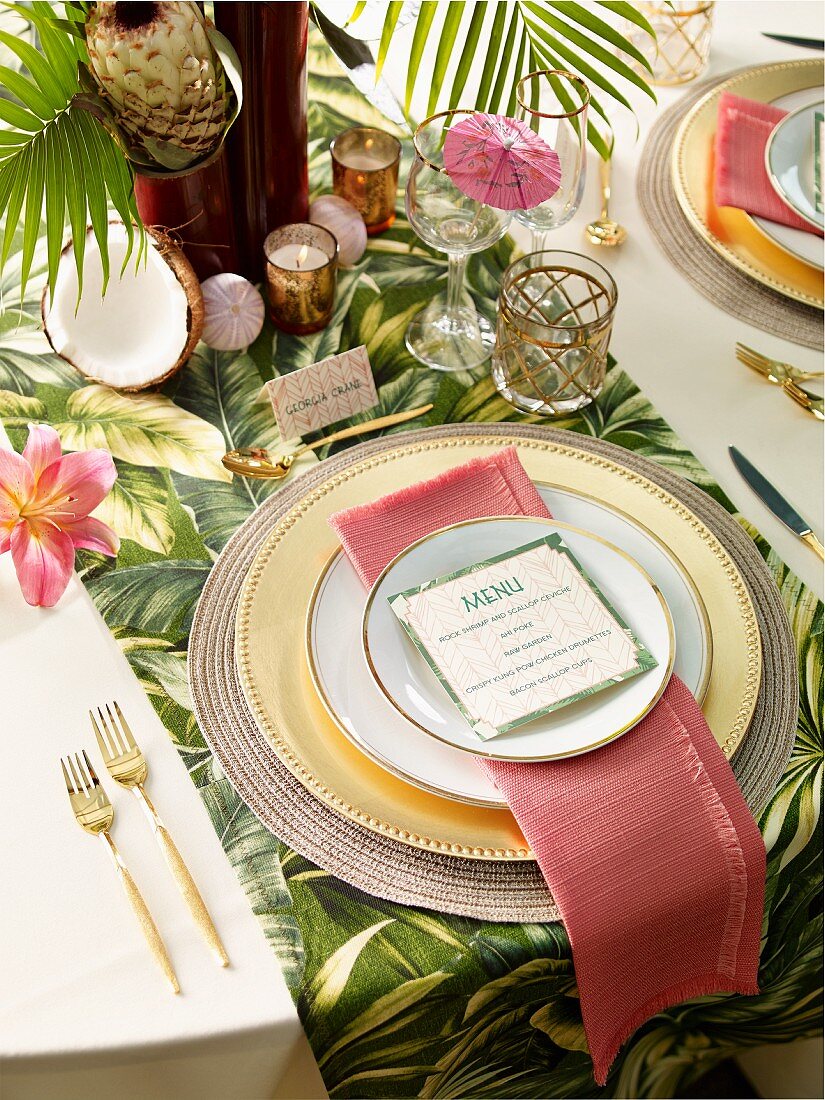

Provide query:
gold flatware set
left=736, top=343, right=824, bottom=421
left=61, top=749, right=180, bottom=993
left=62, top=703, right=228, bottom=992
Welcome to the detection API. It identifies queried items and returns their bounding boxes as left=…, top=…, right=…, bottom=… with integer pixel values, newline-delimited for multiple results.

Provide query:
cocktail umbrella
left=443, top=113, right=562, bottom=211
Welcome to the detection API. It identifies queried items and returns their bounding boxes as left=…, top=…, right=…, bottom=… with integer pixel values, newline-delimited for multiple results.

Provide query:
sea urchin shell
left=200, top=273, right=266, bottom=351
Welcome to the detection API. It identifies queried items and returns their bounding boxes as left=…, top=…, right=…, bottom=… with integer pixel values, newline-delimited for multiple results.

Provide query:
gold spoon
left=584, top=156, right=627, bottom=248
left=222, top=403, right=434, bottom=479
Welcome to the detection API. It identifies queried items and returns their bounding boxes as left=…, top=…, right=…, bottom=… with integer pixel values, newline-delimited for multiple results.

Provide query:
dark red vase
left=133, top=147, right=239, bottom=279
left=133, top=2, right=309, bottom=282
left=214, top=1, right=310, bottom=281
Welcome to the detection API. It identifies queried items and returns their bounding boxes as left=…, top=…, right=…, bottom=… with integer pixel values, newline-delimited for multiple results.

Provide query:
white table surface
left=1, top=3, right=822, bottom=1099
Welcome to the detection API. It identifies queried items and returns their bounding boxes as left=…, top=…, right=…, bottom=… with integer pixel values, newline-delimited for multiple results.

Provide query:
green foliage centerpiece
left=0, top=1, right=654, bottom=310
left=0, top=1, right=242, bottom=304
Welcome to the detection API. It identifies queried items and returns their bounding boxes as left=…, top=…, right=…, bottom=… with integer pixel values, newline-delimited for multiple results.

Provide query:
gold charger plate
left=235, top=436, right=761, bottom=861
left=672, top=59, right=824, bottom=309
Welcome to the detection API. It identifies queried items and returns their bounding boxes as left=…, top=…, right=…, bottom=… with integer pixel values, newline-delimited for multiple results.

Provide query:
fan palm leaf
left=347, top=0, right=657, bottom=159
left=0, top=1, right=143, bottom=306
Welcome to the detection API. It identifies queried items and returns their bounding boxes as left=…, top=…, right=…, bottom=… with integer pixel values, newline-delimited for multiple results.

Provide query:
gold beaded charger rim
left=637, top=61, right=824, bottom=349
left=233, top=432, right=765, bottom=862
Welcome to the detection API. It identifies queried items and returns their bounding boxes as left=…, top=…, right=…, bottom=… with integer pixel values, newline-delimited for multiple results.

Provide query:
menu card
left=388, top=533, right=657, bottom=741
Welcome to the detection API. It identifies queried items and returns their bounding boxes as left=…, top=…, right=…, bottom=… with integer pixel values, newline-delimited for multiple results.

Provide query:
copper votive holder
left=264, top=223, right=338, bottom=335
left=330, top=126, right=401, bottom=235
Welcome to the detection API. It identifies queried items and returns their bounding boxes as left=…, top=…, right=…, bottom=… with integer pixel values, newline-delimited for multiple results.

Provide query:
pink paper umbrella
left=443, top=113, right=562, bottom=211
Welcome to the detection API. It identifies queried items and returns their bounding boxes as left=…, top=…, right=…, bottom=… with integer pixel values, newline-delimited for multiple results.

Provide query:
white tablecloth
left=1, top=3, right=822, bottom=1098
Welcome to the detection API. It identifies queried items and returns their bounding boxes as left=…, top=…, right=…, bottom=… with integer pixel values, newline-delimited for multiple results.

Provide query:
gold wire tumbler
left=626, top=2, right=715, bottom=86
left=492, top=251, right=617, bottom=417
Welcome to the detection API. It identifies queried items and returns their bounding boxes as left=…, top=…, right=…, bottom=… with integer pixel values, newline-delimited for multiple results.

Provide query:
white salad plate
left=751, top=90, right=824, bottom=269
left=765, top=98, right=824, bottom=232
left=307, top=487, right=711, bottom=807
left=364, top=518, right=674, bottom=762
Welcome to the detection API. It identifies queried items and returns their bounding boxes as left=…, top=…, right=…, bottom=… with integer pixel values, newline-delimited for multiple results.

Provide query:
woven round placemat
left=637, top=67, right=823, bottom=350
left=189, top=425, right=798, bottom=923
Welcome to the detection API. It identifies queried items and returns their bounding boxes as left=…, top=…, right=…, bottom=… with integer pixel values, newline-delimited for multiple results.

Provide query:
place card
left=265, top=345, right=378, bottom=440
left=388, top=533, right=657, bottom=741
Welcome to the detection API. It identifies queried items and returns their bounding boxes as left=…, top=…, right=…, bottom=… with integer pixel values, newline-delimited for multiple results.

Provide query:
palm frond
left=485, top=5, right=521, bottom=115
left=343, top=0, right=656, bottom=157
left=426, top=2, right=465, bottom=118
left=375, top=1, right=404, bottom=82
left=0, top=3, right=144, bottom=306
left=447, top=2, right=487, bottom=108
left=345, top=1, right=368, bottom=27
left=405, top=2, right=438, bottom=115
left=473, top=3, right=508, bottom=112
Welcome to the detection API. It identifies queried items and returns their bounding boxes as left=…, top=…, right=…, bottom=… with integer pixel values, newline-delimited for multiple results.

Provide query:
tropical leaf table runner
left=1, top=37, right=822, bottom=1100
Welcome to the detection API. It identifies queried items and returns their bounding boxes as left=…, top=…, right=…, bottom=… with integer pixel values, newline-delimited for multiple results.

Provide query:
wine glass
left=405, top=110, right=512, bottom=373
left=514, top=70, right=589, bottom=252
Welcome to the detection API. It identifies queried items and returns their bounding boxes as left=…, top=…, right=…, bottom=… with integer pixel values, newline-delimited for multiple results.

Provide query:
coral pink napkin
left=329, top=446, right=765, bottom=1085
left=714, top=91, right=821, bottom=234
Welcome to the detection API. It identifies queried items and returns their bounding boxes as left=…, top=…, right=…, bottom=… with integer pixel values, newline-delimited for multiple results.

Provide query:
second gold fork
left=92, top=702, right=229, bottom=967
left=735, top=342, right=824, bottom=385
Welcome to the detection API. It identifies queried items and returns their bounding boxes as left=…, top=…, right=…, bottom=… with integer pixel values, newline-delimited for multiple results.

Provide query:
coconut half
left=43, top=222, right=204, bottom=391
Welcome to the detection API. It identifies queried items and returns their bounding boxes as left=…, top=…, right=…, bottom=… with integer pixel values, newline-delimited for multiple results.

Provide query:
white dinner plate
left=307, top=486, right=711, bottom=806
left=765, top=99, right=824, bottom=231
left=751, top=213, right=824, bottom=269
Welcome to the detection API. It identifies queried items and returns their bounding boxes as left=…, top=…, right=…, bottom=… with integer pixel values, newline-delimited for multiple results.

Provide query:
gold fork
left=92, top=702, right=229, bottom=968
left=61, top=749, right=179, bottom=993
left=735, top=342, right=824, bottom=385
left=783, top=379, right=825, bottom=421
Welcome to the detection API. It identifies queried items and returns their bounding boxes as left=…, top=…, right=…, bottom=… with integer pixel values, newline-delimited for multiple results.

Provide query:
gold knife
left=729, top=446, right=824, bottom=560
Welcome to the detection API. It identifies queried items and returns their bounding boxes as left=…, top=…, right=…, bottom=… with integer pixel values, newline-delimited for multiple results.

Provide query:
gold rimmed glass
left=405, top=110, right=512, bottom=373
left=513, top=70, right=589, bottom=252
left=492, top=249, right=617, bottom=416
left=626, top=2, right=715, bottom=86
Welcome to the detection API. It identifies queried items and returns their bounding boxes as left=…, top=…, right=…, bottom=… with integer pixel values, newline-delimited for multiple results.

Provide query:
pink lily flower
left=0, top=423, right=119, bottom=607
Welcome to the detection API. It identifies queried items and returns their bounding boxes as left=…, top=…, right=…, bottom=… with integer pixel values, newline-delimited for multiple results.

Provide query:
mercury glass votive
left=264, top=224, right=338, bottom=335
left=330, top=126, right=401, bottom=234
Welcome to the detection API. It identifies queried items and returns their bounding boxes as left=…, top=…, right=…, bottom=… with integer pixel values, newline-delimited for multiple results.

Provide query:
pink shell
left=309, top=195, right=367, bottom=266
left=200, top=274, right=266, bottom=351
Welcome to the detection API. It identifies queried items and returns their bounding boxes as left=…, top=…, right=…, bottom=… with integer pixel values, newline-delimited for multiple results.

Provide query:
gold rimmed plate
left=754, top=90, right=823, bottom=270
left=765, top=99, right=824, bottom=232
left=235, top=436, right=761, bottom=860
left=363, top=517, right=675, bottom=762
left=672, top=59, right=824, bottom=308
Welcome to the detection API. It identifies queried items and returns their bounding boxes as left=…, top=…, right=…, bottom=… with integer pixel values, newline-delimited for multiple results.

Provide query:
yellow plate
left=672, top=59, right=824, bottom=309
left=235, top=436, right=761, bottom=860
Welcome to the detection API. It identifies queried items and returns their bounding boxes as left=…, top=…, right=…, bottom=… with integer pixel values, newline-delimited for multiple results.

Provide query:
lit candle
left=330, top=127, right=402, bottom=235
left=267, top=242, right=329, bottom=272
left=338, top=137, right=396, bottom=171
left=264, top=224, right=338, bottom=336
